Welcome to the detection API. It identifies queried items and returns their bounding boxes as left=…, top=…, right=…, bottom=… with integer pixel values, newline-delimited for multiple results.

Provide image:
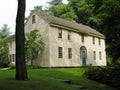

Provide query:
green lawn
left=0, top=68, right=118, bottom=90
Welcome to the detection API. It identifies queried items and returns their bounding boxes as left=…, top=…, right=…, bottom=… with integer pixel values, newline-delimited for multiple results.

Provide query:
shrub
left=84, top=66, right=120, bottom=89
left=0, top=59, right=10, bottom=68
left=0, top=40, right=10, bottom=68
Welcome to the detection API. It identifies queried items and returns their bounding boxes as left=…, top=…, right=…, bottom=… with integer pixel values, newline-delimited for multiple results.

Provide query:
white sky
left=0, top=0, right=67, bottom=33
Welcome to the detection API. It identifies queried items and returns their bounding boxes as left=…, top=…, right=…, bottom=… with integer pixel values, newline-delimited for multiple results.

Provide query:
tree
left=25, top=30, right=44, bottom=65
left=0, top=24, right=10, bottom=39
left=48, top=0, right=63, bottom=6
left=46, top=0, right=77, bottom=20
left=15, top=0, right=28, bottom=80
left=96, top=0, right=120, bottom=63
left=0, top=39, right=9, bottom=67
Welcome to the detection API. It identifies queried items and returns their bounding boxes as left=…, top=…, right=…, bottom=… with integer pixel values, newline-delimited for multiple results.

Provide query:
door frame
left=80, top=46, right=87, bottom=65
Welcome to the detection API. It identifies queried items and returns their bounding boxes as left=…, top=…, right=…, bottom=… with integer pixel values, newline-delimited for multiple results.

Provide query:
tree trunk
left=15, top=0, right=28, bottom=80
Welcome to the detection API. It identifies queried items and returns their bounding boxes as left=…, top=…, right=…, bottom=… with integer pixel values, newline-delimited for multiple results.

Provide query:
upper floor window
left=68, top=31, right=71, bottom=40
left=93, top=36, right=95, bottom=45
left=98, top=38, right=101, bottom=45
left=93, top=51, right=96, bottom=60
left=81, top=34, right=84, bottom=43
left=58, top=47, right=63, bottom=58
left=32, top=15, right=36, bottom=24
left=58, top=28, right=62, bottom=38
left=68, top=48, right=72, bottom=59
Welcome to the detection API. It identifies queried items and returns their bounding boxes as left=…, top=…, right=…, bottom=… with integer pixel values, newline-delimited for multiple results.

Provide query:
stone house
left=5, top=10, right=106, bottom=67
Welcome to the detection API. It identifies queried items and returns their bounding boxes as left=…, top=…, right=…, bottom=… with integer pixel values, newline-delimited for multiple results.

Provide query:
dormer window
left=32, top=15, right=36, bottom=24
left=58, top=28, right=62, bottom=38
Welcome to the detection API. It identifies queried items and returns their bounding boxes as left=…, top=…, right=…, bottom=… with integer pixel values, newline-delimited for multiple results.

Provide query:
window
left=9, top=55, right=12, bottom=62
left=81, top=34, right=84, bottom=43
left=58, top=28, right=62, bottom=38
left=68, top=31, right=71, bottom=40
left=32, top=15, right=36, bottom=24
left=68, top=48, right=72, bottom=59
left=58, top=47, right=63, bottom=58
left=98, top=38, right=101, bottom=45
left=93, top=36, right=95, bottom=45
left=99, top=51, right=102, bottom=60
left=12, top=54, right=15, bottom=62
left=9, top=54, right=15, bottom=62
left=93, top=51, right=96, bottom=60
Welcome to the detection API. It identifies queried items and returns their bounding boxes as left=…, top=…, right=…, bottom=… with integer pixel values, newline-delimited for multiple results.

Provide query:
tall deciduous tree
left=15, top=0, right=28, bottom=80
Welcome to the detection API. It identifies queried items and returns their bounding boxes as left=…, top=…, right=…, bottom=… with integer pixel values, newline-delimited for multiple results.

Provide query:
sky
left=0, top=0, right=67, bottom=33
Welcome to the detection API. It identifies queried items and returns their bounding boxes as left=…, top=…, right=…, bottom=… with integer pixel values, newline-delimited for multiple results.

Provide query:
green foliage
left=46, top=0, right=77, bottom=21
left=50, top=4, right=77, bottom=20
left=0, top=39, right=10, bottom=67
left=84, top=66, right=120, bottom=89
left=47, top=0, right=63, bottom=6
left=25, top=30, right=44, bottom=65
left=0, top=24, right=11, bottom=39
left=96, top=0, right=120, bottom=63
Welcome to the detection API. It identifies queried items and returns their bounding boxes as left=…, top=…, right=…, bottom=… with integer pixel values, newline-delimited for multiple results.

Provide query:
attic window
left=32, top=15, right=36, bottom=24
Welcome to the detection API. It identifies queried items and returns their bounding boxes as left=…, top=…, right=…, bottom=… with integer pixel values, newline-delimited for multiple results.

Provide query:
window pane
left=58, top=28, right=62, bottom=38
left=81, top=34, right=84, bottom=43
left=99, top=51, right=102, bottom=60
left=68, top=31, right=71, bottom=40
left=99, top=38, right=101, bottom=45
left=93, top=37, right=95, bottom=45
left=68, top=48, right=72, bottom=59
left=32, top=15, right=35, bottom=24
left=58, top=47, right=62, bottom=58
left=93, top=51, right=96, bottom=60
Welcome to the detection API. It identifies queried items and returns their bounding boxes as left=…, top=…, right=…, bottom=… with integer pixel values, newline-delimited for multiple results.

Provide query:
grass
left=0, top=68, right=118, bottom=90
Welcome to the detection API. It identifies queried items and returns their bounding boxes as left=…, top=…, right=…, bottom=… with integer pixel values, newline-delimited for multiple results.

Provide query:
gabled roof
left=33, top=10, right=105, bottom=38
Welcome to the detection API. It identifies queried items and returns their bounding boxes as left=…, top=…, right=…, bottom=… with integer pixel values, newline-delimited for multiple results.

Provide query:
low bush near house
left=84, top=66, right=120, bottom=89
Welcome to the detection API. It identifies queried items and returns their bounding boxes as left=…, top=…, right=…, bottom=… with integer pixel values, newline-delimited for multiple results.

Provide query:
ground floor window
left=68, top=48, right=72, bottom=59
left=9, top=54, right=15, bottom=62
left=93, top=51, right=96, bottom=60
left=99, top=51, right=102, bottom=60
left=58, top=47, right=63, bottom=58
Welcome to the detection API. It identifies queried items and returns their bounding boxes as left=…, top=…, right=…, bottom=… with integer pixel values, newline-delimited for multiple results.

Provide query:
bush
left=84, top=66, right=120, bottom=89
left=0, top=40, right=10, bottom=68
